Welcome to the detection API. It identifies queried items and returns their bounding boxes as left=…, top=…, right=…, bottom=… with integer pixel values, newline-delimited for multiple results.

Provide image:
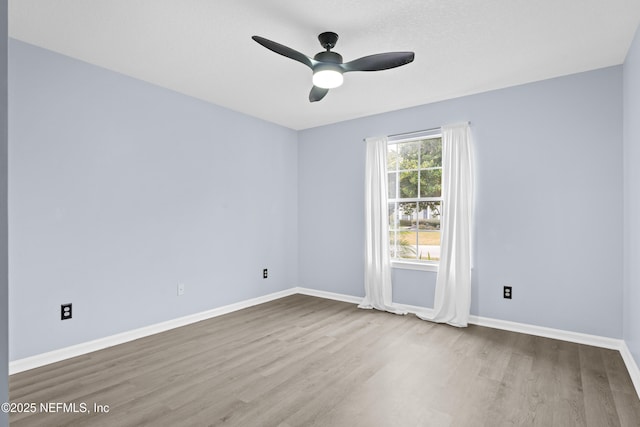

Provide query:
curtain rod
left=387, top=127, right=440, bottom=139
left=387, top=121, right=471, bottom=140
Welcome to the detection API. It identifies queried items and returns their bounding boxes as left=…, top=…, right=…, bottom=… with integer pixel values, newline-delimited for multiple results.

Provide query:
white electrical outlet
left=177, top=283, right=185, bottom=296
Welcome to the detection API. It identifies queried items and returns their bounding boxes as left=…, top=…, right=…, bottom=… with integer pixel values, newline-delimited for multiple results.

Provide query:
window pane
left=421, top=138, right=442, bottom=168
left=395, top=231, right=418, bottom=260
left=399, top=171, right=418, bottom=198
left=398, top=202, right=418, bottom=229
left=388, top=203, right=401, bottom=231
left=388, top=204, right=400, bottom=259
left=418, top=201, right=441, bottom=230
left=417, top=232, right=440, bottom=261
left=420, top=169, right=442, bottom=197
left=389, top=203, right=418, bottom=259
left=387, top=144, right=398, bottom=170
left=399, top=142, right=419, bottom=170
left=388, top=172, right=397, bottom=199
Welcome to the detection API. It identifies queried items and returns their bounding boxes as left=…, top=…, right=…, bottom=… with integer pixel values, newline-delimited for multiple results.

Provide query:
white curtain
left=417, top=122, right=474, bottom=327
left=359, top=136, right=406, bottom=314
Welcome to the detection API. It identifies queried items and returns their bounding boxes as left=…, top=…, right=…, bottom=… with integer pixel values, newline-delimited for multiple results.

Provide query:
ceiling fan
left=251, top=32, right=415, bottom=102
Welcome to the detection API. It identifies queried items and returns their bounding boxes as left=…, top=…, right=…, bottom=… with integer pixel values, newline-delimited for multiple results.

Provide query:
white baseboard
left=9, top=288, right=297, bottom=375
left=467, top=315, right=623, bottom=350
left=294, top=287, right=363, bottom=305
left=9, top=286, right=640, bottom=400
left=620, top=342, right=640, bottom=399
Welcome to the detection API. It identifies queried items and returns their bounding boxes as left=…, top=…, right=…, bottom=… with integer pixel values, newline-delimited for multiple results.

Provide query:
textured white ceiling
left=9, top=0, right=640, bottom=130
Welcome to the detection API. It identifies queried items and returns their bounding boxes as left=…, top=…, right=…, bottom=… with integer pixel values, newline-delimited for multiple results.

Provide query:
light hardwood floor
left=9, top=294, right=640, bottom=426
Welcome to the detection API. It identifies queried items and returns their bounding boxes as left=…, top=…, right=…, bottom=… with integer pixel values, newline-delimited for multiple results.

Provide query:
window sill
left=391, top=261, right=439, bottom=272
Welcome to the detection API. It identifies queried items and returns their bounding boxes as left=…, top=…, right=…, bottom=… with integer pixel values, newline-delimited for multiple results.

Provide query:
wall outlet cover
left=61, top=303, right=72, bottom=320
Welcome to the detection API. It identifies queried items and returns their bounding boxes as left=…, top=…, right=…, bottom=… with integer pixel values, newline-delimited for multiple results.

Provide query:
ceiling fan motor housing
left=318, top=31, right=339, bottom=50
left=313, top=51, right=343, bottom=64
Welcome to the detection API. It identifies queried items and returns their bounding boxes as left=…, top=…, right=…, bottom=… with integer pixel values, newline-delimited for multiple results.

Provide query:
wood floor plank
left=9, top=295, right=640, bottom=426
left=553, top=340, right=588, bottom=426
left=580, top=345, right=623, bottom=426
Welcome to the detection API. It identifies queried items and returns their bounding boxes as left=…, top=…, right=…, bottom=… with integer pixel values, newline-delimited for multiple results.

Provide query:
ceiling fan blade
left=342, top=52, right=415, bottom=72
left=252, top=36, right=316, bottom=69
left=309, top=86, right=329, bottom=102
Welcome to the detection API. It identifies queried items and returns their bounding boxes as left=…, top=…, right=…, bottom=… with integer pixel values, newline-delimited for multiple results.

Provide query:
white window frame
left=388, top=129, right=442, bottom=272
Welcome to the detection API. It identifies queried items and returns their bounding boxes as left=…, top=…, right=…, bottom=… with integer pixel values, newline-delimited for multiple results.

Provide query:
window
left=388, top=133, right=442, bottom=264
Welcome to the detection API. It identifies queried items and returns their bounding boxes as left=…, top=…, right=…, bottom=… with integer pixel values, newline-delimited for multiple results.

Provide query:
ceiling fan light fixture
left=312, top=68, right=343, bottom=89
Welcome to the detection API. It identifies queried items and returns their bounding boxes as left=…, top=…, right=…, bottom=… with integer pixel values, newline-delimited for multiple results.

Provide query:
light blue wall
left=299, top=66, right=623, bottom=338
left=623, top=24, right=640, bottom=369
left=8, top=39, right=299, bottom=360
